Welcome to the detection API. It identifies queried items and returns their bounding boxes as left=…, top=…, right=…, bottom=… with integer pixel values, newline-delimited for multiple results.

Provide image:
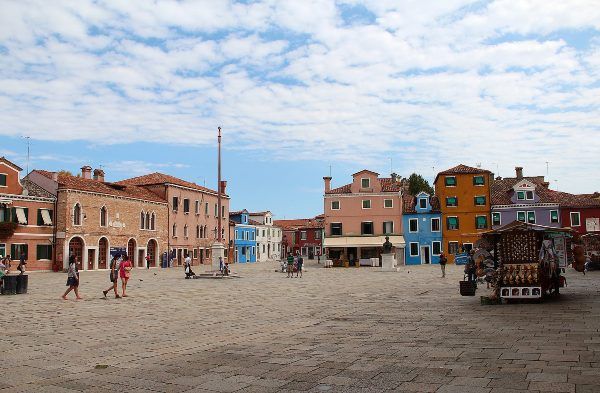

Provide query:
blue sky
left=1, top=1, right=599, bottom=218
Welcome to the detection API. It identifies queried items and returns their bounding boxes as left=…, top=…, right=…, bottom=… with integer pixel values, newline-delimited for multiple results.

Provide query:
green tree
left=408, top=173, right=434, bottom=196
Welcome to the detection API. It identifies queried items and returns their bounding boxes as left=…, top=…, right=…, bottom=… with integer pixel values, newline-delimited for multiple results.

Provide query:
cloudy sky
left=1, top=0, right=599, bottom=217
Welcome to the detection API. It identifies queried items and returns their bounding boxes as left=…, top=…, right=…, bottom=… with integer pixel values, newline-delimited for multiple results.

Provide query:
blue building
left=229, top=209, right=257, bottom=263
left=402, top=192, right=443, bottom=265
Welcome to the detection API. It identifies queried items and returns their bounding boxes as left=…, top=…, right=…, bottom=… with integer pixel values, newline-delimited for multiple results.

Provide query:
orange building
left=434, top=164, right=493, bottom=263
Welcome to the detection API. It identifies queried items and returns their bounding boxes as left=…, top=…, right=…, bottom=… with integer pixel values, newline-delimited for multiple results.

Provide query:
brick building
left=0, top=157, right=56, bottom=271
left=275, top=216, right=323, bottom=259
left=27, top=167, right=168, bottom=270
left=117, top=173, right=230, bottom=266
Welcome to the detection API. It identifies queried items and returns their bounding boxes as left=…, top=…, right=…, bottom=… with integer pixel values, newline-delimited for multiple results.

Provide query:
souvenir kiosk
left=479, top=221, right=572, bottom=301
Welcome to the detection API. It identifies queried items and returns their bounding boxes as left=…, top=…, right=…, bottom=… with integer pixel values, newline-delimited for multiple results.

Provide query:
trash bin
left=16, top=274, right=28, bottom=294
left=2, top=275, right=17, bottom=295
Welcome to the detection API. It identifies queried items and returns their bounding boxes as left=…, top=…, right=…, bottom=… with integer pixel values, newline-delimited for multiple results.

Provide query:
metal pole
left=217, top=127, right=222, bottom=242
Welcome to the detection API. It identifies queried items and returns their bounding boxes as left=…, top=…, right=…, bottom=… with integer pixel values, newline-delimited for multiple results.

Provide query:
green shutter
left=0, top=174, right=6, bottom=186
left=517, top=191, right=525, bottom=200
left=11, top=244, right=16, bottom=258
left=37, top=209, right=43, bottom=225
left=473, top=176, right=485, bottom=185
left=517, top=212, right=526, bottom=222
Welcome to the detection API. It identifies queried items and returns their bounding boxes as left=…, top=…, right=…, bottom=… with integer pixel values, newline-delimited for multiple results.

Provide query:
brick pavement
left=1, top=261, right=599, bottom=392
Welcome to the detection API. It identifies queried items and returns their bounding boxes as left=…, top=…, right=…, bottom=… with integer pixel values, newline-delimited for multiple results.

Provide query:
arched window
left=172, top=224, right=177, bottom=237
left=150, top=213, right=155, bottom=230
left=184, top=224, right=188, bottom=238
left=140, top=211, right=145, bottom=229
left=73, top=203, right=81, bottom=226
left=100, top=206, right=107, bottom=227
left=204, top=225, right=207, bottom=238
left=196, top=225, right=200, bottom=239
left=146, top=212, right=150, bottom=230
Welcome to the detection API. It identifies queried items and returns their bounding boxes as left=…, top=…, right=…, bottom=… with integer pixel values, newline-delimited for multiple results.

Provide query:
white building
left=249, top=211, right=282, bottom=261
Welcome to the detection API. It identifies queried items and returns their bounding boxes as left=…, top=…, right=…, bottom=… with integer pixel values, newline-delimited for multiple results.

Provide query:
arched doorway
left=99, top=237, right=108, bottom=269
left=147, top=239, right=157, bottom=267
left=127, top=238, right=137, bottom=267
left=68, top=237, right=84, bottom=270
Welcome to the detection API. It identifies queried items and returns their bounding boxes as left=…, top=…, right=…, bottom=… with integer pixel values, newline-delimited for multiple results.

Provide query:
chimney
left=495, top=176, right=502, bottom=180
left=515, top=166, right=523, bottom=180
left=52, top=172, right=58, bottom=182
left=81, top=166, right=92, bottom=179
left=323, top=176, right=332, bottom=193
left=391, top=172, right=399, bottom=183
left=220, top=180, right=227, bottom=194
left=93, top=168, right=105, bottom=182
left=541, top=181, right=550, bottom=189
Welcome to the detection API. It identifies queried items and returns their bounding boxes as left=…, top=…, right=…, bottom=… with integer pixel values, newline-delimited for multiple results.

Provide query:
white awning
left=15, top=207, right=27, bottom=225
left=41, top=209, right=52, bottom=225
left=324, top=235, right=405, bottom=248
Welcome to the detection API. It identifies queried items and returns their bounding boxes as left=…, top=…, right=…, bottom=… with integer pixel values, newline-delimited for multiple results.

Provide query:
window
left=196, top=225, right=200, bottom=238
left=100, top=207, right=107, bottom=227
left=526, top=191, right=534, bottom=200
left=235, top=230, right=238, bottom=240
left=300, top=231, right=307, bottom=240
left=432, top=241, right=442, bottom=256
left=214, top=204, right=218, bottom=217
left=205, top=202, right=209, bottom=215
left=241, top=247, right=246, bottom=256
left=383, top=221, right=394, bottom=234
left=431, top=218, right=440, bottom=232
left=0, top=174, right=6, bottom=187
left=418, top=198, right=427, bottom=209
left=330, top=223, right=342, bottom=236
left=172, top=197, right=179, bottom=211
left=11, top=244, right=27, bottom=260
left=446, top=197, right=458, bottom=207
left=0, top=206, right=9, bottom=222
left=492, top=212, right=501, bottom=226
left=195, top=200, right=199, bottom=214
left=384, top=199, right=393, bottom=208
left=516, top=191, right=525, bottom=200
left=474, top=196, right=486, bottom=206
left=476, top=215, right=487, bottom=229
left=150, top=213, right=155, bottom=230
left=550, top=210, right=559, bottom=224
left=463, top=243, right=473, bottom=253
left=222, top=206, right=225, bottom=218
left=193, top=249, right=198, bottom=259
left=73, top=204, right=81, bottom=226
left=14, top=207, right=28, bottom=225
left=409, top=242, right=419, bottom=256
left=330, top=200, right=340, bottom=210
left=361, top=178, right=370, bottom=188
left=183, top=199, right=190, bottom=213
left=448, top=241, right=459, bottom=254
left=146, top=212, right=150, bottom=229
left=184, top=225, right=188, bottom=238
left=445, top=176, right=456, bottom=186
left=362, top=200, right=371, bottom=209
left=0, top=243, right=4, bottom=258
left=517, top=211, right=526, bottom=222
left=473, top=176, right=485, bottom=186
left=37, top=209, right=53, bottom=226
left=361, top=222, right=374, bottom=235
left=527, top=211, right=536, bottom=224
left=315, top=230, right=321, bottom=239
left=140, top=212, right=145, bottom=229
left=172, top=224, right=177, bottom=237
left=447, top=216, right=459, bottom=230
left=409, top=218, right=418, bottom=232
left=570, top=212, right=581, bottom=227
left=36, top=244, right=53, bottom=260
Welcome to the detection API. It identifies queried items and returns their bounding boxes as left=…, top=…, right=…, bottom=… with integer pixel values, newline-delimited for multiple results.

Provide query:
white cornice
left=0, top=192, right=55, bottom=203
left=324, top=192, right=401, bottom=198
left=59, top=189, right=167, bottom=206
left=492, top=203, right=559, bottom=210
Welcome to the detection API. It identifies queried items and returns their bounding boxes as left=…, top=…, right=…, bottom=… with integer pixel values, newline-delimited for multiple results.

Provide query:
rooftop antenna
left=24, top=136, right=30, bottom=174
left=328, top=164, right=332, bottom=177
left=390, top=157, right=393, bottom=174
left=545, top=161, right=549, bottom=178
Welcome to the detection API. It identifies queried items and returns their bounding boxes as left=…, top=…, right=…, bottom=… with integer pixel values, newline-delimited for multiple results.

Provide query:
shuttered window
left=37, top=244, right=53, bottom=260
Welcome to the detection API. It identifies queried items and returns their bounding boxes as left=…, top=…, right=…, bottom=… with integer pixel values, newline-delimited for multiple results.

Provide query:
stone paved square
left=2, top=261, right=599, bottom=392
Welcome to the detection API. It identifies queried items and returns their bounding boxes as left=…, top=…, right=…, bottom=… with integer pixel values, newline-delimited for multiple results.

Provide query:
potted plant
left=0, top=222, right=17, bottom=239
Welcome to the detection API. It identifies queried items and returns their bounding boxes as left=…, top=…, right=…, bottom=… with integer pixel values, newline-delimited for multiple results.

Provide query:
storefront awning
left=41, top=209, right=52, bottom=225
left=324, top=236, right=405, bottom=248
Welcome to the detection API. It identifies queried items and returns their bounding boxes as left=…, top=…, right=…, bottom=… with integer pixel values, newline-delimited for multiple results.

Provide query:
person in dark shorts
left=296, top=254, right=303, bottom=278
left=103, top=256, right=120, bottom=298
left=287, top=254, right=294, bottom=278
left=62, top=255, right=82, bottom=300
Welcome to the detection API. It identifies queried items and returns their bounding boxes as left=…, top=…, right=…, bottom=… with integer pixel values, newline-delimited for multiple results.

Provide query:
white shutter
left=15, top=208, right=27, bottom=224
left=41, top=209, right=52, bottom=225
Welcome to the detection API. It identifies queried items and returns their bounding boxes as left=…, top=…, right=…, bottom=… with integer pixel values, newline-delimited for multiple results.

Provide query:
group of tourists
left=286, top=252, right=304, bottom=278
left=0, top=254, right=27, bottom=276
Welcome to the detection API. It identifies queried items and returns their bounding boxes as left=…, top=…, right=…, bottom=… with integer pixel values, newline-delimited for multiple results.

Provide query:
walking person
left=296, top=254, right=303, bottom=278
left=103, top=256, right=120, bottom=298
left=62, top=255, right=82, bottom=300
left=439, top=252, right=447, bottom=278
left=17, top=254, right=26, bottom=275
left=286, top=253, right=294, bottom=278
left=120, top=255, right=132, bottom=297
left=145, top=254, right=151, bottom=269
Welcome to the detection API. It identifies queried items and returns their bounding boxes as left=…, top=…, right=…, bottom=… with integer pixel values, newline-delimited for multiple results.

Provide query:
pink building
left=323, top=170, right=406, bottom=266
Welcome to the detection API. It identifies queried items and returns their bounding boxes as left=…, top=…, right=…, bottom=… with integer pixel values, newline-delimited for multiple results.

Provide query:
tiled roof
left=229, top=210, right=248, bottom=216
left=435, top=164, right=491, bottom=184
left=491, top=177, right=558, bottom=205
left=326, top=178, right=402, bottom=194
left=117, top=172, right=225, bottom=196
left=550, top=191, right=600, bottom=208
left=0, top=156, right=23, bottom=171
left=273, top=218, right=324, bottom=230
left=248, top=218, right=262, bottom=226
left=34, top=170, right=166, bottom=203
left=21, top=178, right=55, bottom=199
left=402, top=194, right=441, bottom=214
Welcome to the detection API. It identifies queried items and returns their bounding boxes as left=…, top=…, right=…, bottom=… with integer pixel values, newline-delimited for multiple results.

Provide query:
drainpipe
left=52, top=196, right=58, bottom=272
left=166, top=186, right=170, bottom=268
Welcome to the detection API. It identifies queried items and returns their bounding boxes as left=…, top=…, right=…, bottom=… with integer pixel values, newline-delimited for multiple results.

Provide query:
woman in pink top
left=119, top=255, right=132, bottom=297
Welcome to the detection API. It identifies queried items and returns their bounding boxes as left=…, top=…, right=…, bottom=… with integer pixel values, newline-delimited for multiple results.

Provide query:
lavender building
left=491, top=167, right=560, bottom=229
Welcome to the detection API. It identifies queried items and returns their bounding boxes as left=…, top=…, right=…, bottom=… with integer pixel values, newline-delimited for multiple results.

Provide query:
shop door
left=421, top=246, right=430, bottom=264
left=87, top=249, right=95, bottom=270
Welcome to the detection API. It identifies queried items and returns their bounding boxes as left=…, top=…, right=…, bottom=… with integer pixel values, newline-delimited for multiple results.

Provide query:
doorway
left=87, top=249, right=95, bottom=270
left=421, top=246, right=431, bottom=264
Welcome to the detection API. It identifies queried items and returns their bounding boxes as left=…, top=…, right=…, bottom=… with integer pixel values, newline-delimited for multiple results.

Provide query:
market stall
left=464, top=221, right=573, bottom=302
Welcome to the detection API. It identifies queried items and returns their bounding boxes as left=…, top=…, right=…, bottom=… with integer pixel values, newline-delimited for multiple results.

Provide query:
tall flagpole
left=217, top=126, right=222, bottom=242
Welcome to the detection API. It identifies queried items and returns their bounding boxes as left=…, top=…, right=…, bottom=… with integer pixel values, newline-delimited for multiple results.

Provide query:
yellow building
left=434, top=164, right=493, bottom=263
